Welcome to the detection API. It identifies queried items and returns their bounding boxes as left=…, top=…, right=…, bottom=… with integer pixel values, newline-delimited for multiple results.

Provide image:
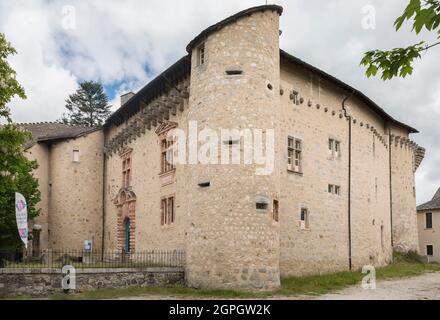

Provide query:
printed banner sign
left=15, top=192, right=28, bottom=248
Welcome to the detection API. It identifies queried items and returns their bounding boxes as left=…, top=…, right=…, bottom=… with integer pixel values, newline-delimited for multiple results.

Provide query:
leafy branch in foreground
left=361, top=0, right=440, bottom=80
left=0, top=33, right=26, bottom=122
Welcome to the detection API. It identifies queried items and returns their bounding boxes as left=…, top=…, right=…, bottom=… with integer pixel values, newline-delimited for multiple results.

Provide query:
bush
left=393, top=250, right=425, bottom=264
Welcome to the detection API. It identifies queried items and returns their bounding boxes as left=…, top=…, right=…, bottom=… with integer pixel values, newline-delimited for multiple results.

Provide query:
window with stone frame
left=328, top=184, right=341, bottom=196
left=426, top=212, right=433, bottom=229
left=329, top=138, right=341, bottom=157
left=288, top=136, right=302, bottom=173
left=161, top=196, right=175, bottom=226
left=121, top=151, right=132, bottom=188
left=300, top=207, right=309, bottom=230
left=73, top=150, right=80, bottom=163
left=197, top=43, right=206, bottom=66
left=161, top=136, right=175, bottom=174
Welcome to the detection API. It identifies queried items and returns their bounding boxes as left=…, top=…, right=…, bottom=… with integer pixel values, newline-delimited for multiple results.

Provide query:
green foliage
left=394, top=0, right=440, bottom=36
left=0, top=33, right=40, bottom=251
left=0, top=33, right=26, bottom=122
left=361, top=0, right=440, bottom=80
left=393, top=250, right=425, bottom=263
left=361, top=42, right=425, bottom=80
left=61, top=81, right=110, bottom=127
left=0, top=125, right=41, bottom=250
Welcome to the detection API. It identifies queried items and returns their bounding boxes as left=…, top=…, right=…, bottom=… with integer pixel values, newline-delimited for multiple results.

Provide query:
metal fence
left=0, top=249, right=185, bottom=270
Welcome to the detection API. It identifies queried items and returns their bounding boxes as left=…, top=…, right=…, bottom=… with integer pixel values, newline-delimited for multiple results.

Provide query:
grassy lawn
left=4, top=253, right=440, bottom=300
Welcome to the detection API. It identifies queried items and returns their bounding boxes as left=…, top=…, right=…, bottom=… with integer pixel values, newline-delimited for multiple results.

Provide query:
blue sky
left=1, top=0, right=439, bottom=204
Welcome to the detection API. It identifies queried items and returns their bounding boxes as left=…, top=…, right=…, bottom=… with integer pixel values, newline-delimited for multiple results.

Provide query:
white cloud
left=0, top=0, right=439, bottom=203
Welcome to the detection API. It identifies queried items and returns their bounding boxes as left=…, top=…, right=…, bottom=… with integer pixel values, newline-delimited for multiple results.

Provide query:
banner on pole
left=15, top=192, right=28, bottom=248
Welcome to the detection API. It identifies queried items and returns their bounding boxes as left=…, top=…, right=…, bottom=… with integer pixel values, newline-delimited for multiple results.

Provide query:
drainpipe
left=342, top=91, right=355, bottom=271
left=388, top=127, right=394, bottom=251
left=101, top=141, right=107, bottom=259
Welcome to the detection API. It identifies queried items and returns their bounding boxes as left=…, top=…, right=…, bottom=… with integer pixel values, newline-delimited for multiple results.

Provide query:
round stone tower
left=185, top=5, right=283, bottom=290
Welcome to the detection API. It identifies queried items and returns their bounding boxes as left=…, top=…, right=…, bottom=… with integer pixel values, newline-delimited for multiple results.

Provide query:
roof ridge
left=16, top=121, right=98, bottom=129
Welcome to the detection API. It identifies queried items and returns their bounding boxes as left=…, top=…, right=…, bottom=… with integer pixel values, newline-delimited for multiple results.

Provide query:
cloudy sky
left=0, top=0, right=438, bottom=204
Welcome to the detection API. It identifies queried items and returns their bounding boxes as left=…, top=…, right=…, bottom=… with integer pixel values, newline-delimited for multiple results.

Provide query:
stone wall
left=25, top=131, right=105, bottom=252
left=278, top=59, right=393, bottom=277
left=103, top=92, right=190, bottom=253
left=390, top=126, right=419, bottom=252
left=0, top=268, right=184, bottom=296
left=48, top=130, right=104, bottom=250
left=185, top=8, right=282, bottom=291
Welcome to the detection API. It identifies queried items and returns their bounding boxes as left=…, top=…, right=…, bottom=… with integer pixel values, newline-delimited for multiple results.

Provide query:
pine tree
left=61, top=81, right=110, bottom=126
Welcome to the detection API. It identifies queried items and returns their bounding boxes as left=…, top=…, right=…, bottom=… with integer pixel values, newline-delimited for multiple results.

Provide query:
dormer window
left=197, top=43, right=205, bottom=66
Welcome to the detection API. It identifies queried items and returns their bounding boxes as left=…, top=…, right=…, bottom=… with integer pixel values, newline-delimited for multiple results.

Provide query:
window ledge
left=287, top=169, right=303, bottom=176
left=159, top=168, right=176, bottom=176
left=159, top=169, right=176, bottom=187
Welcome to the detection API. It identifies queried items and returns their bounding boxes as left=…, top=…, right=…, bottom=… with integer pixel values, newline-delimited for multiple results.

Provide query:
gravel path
left=317, top=272, right=440, bottom=300
left=115, top=273, right=440, bottom=300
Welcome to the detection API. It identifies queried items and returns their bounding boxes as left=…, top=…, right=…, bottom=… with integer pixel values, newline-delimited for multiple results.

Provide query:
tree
left=0, top=33, right=26, bottom=121
left=361, top=0, right=440, bottom=80
left=0, top=127, right=41, bottom=250
left=61, top=81, right=110, bottom=126
left=0, top=33, right=40, bottom=250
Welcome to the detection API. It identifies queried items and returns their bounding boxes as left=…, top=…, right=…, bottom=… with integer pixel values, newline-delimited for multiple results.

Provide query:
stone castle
left=21, top=5, right=425, bottom=290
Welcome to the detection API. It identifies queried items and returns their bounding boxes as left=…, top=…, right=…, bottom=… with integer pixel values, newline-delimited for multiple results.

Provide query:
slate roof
left=417, top=188, right=440, bottom=211
left=15, top=122, right=100, bottom=149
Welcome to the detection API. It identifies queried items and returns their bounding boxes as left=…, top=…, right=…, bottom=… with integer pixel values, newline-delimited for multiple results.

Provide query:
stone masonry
left=19, top=5, right=424, bottom=291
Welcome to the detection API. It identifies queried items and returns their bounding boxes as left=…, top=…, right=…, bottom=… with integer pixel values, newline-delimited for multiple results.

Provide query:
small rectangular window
left=161, top=196, right=175, bottom=226
left=329, top=139, right=341, bottom=157
left=328, top=184, right=341, bottom=195
left=256, top=202, right=268, bottom=210
left=161, top=137, right=175, bottom=174
left=328, top=184, right=334, bottom=194
left=427, top=245, right=434, bottom=256
left=122, top=153, right=132, bottom=188
left=288, top=136, right=302, bottom=173
left=73, top=150, right=80, bottom=163
left=426, top=212, right=433, bottom=229
left=197, top=43, right=205, bottom=66
left=300, top=208, right=309, bottom=230
left=272, top=200, right=279, bottom=222
left=328, top=139, right=334, bottom=151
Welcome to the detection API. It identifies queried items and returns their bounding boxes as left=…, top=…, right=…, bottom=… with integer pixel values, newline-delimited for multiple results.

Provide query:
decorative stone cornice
left=105, top=78, right=189, bottom=156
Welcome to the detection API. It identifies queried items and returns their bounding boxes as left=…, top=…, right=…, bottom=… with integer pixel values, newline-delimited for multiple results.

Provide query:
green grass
left=4, top=254, right=440, bottom=300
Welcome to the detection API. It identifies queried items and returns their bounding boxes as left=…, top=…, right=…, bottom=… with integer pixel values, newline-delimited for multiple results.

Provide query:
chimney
left=121, top=92, right=135, bottom=106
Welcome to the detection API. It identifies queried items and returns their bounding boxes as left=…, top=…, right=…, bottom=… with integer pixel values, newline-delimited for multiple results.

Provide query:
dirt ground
left=117, top=272, right=440, bottom=300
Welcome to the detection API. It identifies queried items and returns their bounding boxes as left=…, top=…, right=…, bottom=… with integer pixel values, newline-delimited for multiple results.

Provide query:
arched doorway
left=124, top=218, right=131, bottom=253
left=114, top=189, right=137, bottom=253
